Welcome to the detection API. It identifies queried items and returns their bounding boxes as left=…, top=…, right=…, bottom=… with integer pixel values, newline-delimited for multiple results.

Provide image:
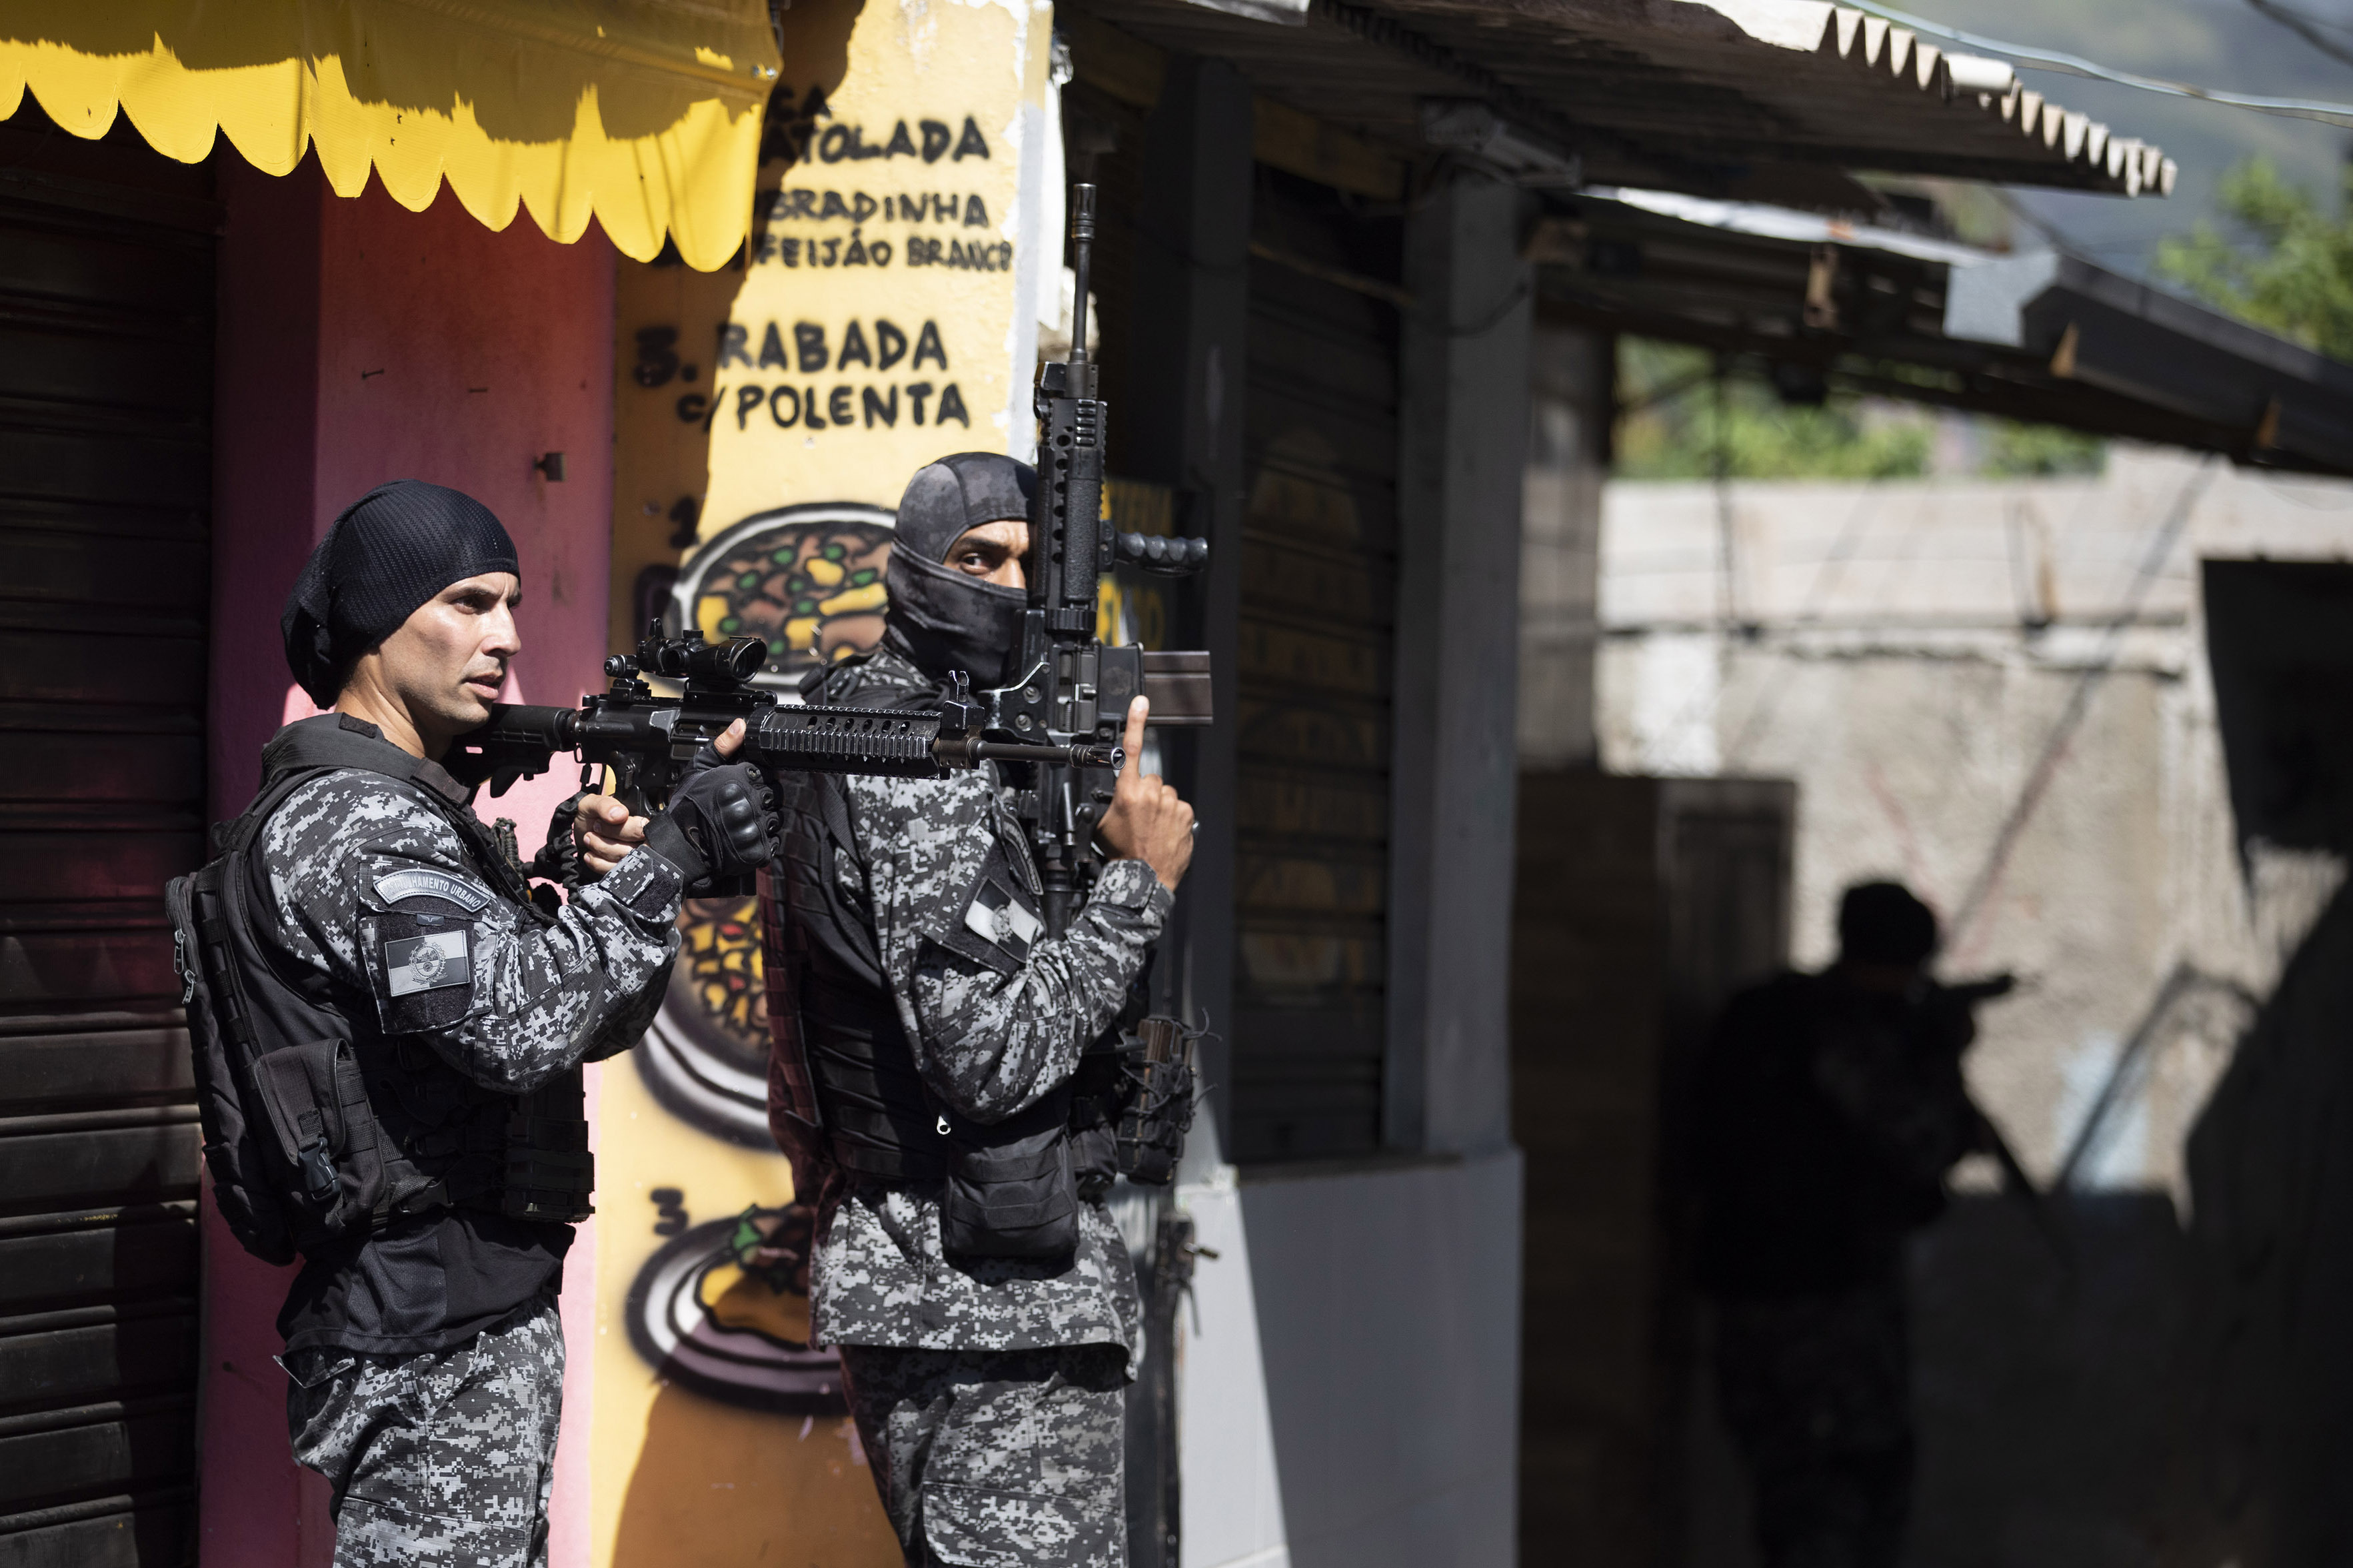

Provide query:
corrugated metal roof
left=1071, top=0, right=2172, bottom=204
left=1533, top=189, right=2353, bottom=474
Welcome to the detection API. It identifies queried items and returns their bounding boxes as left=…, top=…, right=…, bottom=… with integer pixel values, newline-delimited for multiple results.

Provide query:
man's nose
left=487, top=605, right=522, bottom=657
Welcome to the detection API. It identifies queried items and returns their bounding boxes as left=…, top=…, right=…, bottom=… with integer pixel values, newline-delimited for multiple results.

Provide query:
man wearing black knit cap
left=746, top=453, right=1194, bottom=1568
left=189, top=480, right=779, bottom=1567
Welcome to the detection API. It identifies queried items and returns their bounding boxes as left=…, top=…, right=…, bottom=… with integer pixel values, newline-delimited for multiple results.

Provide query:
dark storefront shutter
left=0, top=117, right=214, bottom=1568
left=1231, top=167, right=1402, bottom=1163
left=1512, top=774, right=1795, bottom=1560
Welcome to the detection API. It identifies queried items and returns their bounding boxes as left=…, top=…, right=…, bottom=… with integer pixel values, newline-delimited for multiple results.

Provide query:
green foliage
left=2156, top=157, right=2353, bottom=361
left=1613, top=339, right=2105, bottom=481
left=1982, top=420, right=2106, bottom=477
left=1615, top=341, right=1932, bottom=480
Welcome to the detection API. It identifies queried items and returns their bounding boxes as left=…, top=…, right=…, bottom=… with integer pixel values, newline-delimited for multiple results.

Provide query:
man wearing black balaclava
left=742, top=452, right=1194, bottom=1567
left=175, top=480, right=779, bottom=1567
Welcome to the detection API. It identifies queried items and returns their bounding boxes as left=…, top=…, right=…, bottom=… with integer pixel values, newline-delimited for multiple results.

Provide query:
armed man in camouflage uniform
left=745, top=453, right=1194, bottom=1567
left=240, top=481, right=778, bottom=1567
left=1692, top=882, right=1986, bottom=1568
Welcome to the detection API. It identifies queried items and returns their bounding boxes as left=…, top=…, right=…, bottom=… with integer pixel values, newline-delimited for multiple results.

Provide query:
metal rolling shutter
left=0, top=119, right=215, bottom=1568
left=1231, top=166, right=1402, bottom=1162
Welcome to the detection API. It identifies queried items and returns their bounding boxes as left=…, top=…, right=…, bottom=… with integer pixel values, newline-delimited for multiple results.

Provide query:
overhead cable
left=1842, top=0, right=2353, bottom=129
left=2246, top=0, right=2353, bottom=73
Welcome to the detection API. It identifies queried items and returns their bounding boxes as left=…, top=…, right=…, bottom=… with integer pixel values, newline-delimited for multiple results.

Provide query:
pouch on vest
left=762, top=772, right=943, bottom=1211
left=938, top=1088, right=1081, bottom=1263
left=1113, top=1016, right=1199, bottom=1186
left=497, top=1075, right=596, bottom=1223
left=1068, top=1042, right=1124, bottom=1203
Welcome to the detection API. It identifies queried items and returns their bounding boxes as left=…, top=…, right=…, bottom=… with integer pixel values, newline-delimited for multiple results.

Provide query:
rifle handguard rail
left=749, top=704, right=1120, bottom=775
left=450, top=698, right=1123, bottom=794
left=1113, top=530, right=1208, bottom=574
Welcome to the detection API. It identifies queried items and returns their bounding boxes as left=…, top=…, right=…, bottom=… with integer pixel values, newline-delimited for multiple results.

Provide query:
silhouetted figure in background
left=1694, top=881, right=1983, bottom=1568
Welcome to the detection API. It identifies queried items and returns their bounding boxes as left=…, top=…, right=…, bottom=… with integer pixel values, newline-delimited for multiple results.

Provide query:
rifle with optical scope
left=443, top=624, right=1121, bottom=828
left=448, top=183, right=1213, bottom=924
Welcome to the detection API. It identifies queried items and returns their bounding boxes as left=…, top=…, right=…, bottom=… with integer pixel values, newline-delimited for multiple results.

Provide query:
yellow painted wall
left=592, top=0, right=1053, bottom=1561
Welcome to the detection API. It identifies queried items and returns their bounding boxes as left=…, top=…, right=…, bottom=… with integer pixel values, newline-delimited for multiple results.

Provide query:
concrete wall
left=1518, top=321, right=1608, bottom=770
left=1511, top=771, right=1798, bottom=1566
left=1589, top=446, right=2353, bottom=1567
left=1180, top=1156, right=1524, bottom=1568
left=2177, top=560, right=2353, bottom=1568
left=203, top=151, right=617, bottom=1568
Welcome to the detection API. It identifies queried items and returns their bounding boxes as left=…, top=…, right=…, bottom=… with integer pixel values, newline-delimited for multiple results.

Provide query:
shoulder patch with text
left=373, top=868, right=491, bottom=913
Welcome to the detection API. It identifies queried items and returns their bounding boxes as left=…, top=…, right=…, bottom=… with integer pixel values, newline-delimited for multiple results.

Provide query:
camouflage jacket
left=258, top=760, right=683, bottom=1093
left=251, top=718, right=687, bottom=1352
left=799, top=649, right=1169, bottom=1361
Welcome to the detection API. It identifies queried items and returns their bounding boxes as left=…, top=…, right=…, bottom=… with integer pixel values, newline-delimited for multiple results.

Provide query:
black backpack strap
left=258, top=713, right=473, bottom=804
left=201, top=763, right=347, bottom=1057
left=248, top=717, right=543, bottom=918
left=207, top=756, right=345, bottom=860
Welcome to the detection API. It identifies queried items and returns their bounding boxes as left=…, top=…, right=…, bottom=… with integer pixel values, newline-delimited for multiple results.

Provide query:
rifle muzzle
left=944, top=738, right=1124, bottom=770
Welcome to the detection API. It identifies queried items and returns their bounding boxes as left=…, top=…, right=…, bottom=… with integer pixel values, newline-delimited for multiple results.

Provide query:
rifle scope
left=634, top=633, right=766, bottom=686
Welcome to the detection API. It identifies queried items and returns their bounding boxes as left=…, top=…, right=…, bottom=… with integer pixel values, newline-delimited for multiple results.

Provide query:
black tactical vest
left=763, top=750, right=1097, bottom=1262
left=762, top=764, right=951, bottom=1189
left=169, top=715, right=593, bottom=1266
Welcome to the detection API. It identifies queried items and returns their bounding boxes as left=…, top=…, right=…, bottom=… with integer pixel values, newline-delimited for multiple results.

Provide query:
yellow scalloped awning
left=0, top=0, right=780, bottom=270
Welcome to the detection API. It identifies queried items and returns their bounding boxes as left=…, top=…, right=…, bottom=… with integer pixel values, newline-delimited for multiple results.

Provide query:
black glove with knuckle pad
left=643, top=762, right=781, bottom=895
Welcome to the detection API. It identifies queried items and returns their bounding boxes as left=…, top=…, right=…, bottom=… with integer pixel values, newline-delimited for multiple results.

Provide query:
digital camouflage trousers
left=281, top=1299, right=565, bottom=1568
left=838, top=1341, right=1130, bottom=1568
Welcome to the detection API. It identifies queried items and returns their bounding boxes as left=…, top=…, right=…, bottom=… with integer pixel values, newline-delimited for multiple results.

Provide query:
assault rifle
left=443, top=624, right=1121, bottom=818
left=1935, top=973, right=2075, bottom=1277
left=995, top=181, right=1213, bottom=936
left=449, top=182, right=1211, bottom=920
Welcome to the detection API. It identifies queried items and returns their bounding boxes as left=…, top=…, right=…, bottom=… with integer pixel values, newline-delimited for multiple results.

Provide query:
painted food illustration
left=625, top=1207, right=844, bottom=1413
left=673, top=504, right=896, bottom=681
left=639, top=896, right=773, bottom=1148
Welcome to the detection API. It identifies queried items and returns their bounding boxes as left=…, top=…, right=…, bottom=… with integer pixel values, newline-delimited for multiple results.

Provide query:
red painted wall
left=204, top=151, right=617, bottom=1567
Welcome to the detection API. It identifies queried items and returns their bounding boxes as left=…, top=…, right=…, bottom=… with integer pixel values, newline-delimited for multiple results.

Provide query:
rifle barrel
left=973, top=740, right=1122, bottom=768
left=1067, top=183, right=1095, bottom=380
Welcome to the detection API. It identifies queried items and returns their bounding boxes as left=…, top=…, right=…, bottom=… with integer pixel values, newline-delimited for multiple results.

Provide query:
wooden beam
left=1252, top=95, right=1408, bottom=200
left=1061, top=10, right=1165, bottom=110
left=1062, top=9, right=1407, bottom=201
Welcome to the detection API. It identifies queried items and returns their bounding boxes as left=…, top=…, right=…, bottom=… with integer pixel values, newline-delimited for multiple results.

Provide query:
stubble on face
left=339, top=572, right=521, bottom=757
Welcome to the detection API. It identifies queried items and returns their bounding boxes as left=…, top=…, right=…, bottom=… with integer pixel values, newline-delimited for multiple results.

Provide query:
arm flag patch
left=384, top=929, right=471, bottom=996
